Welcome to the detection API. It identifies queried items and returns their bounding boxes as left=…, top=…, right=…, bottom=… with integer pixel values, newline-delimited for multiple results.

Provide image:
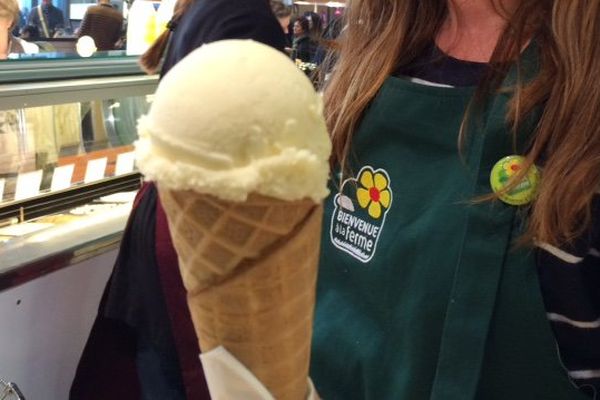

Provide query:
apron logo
left=330, top=166, right=393, bottom=263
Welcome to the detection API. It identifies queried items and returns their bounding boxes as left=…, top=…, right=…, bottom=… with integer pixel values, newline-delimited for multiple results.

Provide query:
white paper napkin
left=200, top=346, right=319, bottom=400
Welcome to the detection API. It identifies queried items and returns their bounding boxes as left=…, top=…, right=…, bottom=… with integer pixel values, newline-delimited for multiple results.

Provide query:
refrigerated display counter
left=0, top=55, right=157, bottom=400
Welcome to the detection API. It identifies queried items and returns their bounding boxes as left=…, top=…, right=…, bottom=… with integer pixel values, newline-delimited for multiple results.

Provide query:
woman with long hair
left=310, top=0, right=600, bottom=398
left=70, top=1, right=285, bottom=399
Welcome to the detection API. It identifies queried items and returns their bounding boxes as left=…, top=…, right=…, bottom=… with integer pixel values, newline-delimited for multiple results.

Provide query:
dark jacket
left=70, top=1, right=285, bottom=399
left=78, top=4, right=123, bottom=51
left=27, top=4, right=64, bottom=38
left=162, top=0, right=285, bottom=74
left=291, top=35, right=317, bottom=63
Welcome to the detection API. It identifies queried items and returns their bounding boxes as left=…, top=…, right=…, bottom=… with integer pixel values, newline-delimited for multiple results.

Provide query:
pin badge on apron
left=490, top=155, right=540, bottom=206
left=330, top=166, right=393, bottom=263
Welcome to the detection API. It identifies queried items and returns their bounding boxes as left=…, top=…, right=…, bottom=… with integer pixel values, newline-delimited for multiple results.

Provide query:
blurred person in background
left=270, top=0, right=291, bottom=34
left=313, top=13, right=343, bottom=66
left=1, top=0, right=38, bottom=58
left=77, top=0, right=123, bottom=51
left=291, top=16, right=316, bottom=63
left=27, top=0, right=64, bottom=38
left=270, top=0, right=292, bottom=51
left=303, top=10, right=322, bottom=39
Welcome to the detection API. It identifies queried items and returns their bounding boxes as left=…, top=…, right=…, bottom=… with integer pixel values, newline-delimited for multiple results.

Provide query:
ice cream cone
left=158, top=186, right=323, bottom=400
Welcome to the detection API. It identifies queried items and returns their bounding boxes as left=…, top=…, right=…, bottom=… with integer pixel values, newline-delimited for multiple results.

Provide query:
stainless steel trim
left=0, top=75, right=158, bottom=110
left=0, top=231, right=122, bottom=292
left=0, top=201, right=132, bottom=291
left=0, top=56, right=145, bottom=84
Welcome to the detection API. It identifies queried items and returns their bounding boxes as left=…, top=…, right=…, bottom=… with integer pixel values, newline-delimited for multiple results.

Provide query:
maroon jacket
left=155, top=189, right=209, bottom=398
left=70, top=183, right=210, bottom=399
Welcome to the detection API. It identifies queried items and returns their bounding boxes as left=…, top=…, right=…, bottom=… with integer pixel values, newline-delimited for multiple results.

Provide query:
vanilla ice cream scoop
left=135, top=39, right=331, bottom=202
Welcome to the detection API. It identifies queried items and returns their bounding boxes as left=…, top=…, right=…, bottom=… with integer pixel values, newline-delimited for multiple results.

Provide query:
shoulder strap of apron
left=37, top=6, right=50, bottom=38
left=429, top=43, right=540, bottom=400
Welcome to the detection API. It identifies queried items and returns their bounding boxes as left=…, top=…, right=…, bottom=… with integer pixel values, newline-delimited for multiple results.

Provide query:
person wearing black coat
left=291, top=16, right=317, bottom=63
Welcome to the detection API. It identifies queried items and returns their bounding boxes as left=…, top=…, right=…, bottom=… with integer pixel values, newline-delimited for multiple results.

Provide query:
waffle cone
left=158, top=187, right=323, bottom=400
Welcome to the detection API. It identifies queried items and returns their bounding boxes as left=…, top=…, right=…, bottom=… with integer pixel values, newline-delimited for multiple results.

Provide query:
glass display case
left=0, top=56, right=156, bottom=400
left=0, top=55, right=157, bottom=287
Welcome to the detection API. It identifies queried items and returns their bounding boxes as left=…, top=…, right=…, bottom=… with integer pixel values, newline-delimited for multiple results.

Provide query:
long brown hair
left=324, top=0, right=600, bottom=247
left=139, top=0, right=195, bottom=74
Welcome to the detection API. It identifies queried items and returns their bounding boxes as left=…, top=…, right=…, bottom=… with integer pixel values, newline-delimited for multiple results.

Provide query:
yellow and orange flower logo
left=502, top=157, right=522, bottom=177
left=356, top=169, right=391, bottom=219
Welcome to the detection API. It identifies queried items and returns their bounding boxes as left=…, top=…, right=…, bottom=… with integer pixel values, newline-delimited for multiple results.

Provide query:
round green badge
left=490, top=155, right=540, bottom=206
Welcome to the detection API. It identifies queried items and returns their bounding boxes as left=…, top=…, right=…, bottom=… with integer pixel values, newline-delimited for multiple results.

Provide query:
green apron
left=310, top=75, right=589, bottom=399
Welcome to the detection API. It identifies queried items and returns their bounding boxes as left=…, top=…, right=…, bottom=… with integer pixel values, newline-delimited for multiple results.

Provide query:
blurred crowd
left=269, top=1, right=343, bottom=85
left=2, top=0, right=343, bottom=63
left=270, top=1, right=342, bottom=64
left=1, top=0, right=125, bottom=57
